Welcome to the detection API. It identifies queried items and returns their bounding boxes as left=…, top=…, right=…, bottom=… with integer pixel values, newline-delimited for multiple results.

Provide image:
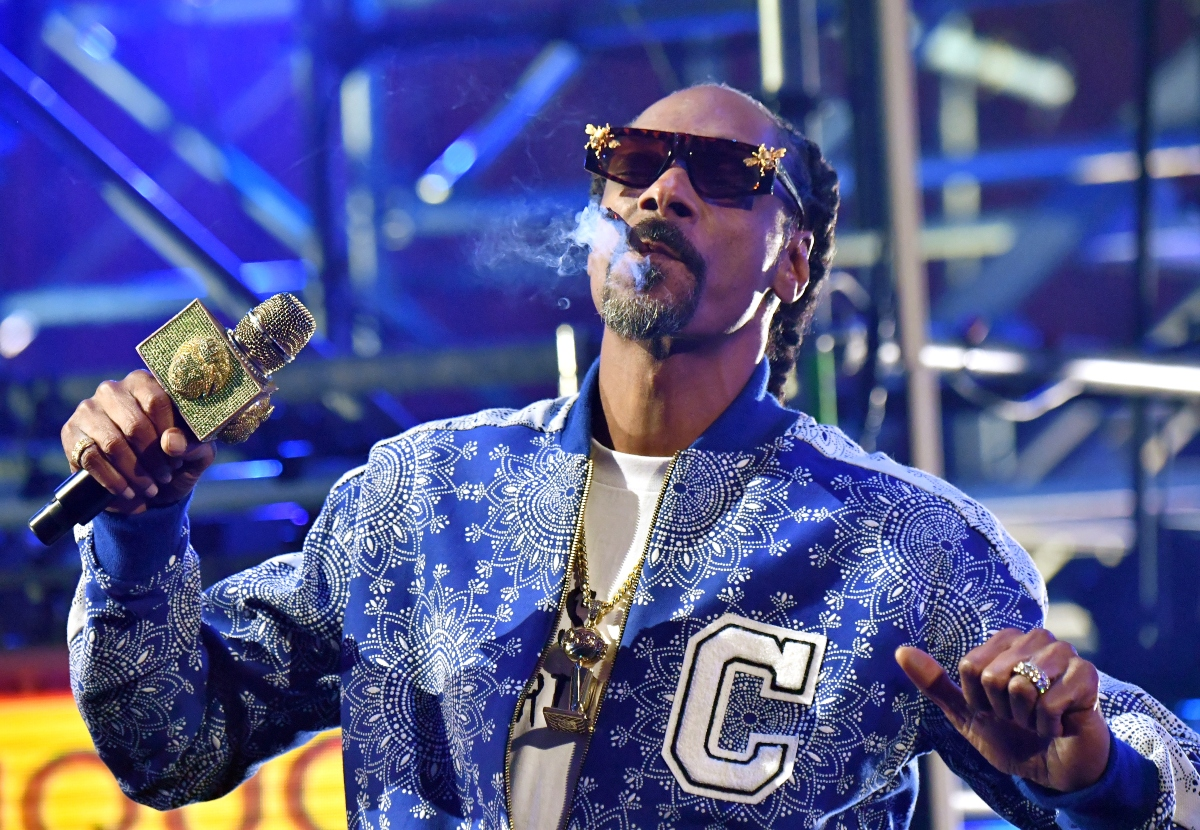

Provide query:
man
left=64, top=85, right=1199, bottom=829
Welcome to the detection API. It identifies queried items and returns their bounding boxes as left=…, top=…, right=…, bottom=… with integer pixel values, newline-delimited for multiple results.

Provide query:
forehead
left=630, top=88, right=779, bottom=147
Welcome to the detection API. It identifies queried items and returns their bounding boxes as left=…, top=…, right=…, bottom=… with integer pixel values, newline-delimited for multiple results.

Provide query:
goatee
left=599, top=219, right=707, bottom=342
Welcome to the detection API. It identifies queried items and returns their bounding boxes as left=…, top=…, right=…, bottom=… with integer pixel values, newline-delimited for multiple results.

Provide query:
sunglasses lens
left=592, top=133, right=672, bottom=188
left=688, top=140, right=768, bottom=199
left=586, top=129, right=784, bottom=204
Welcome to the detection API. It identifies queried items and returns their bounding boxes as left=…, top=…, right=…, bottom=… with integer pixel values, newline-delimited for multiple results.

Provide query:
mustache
left=606, top=209, right=708, bottom=282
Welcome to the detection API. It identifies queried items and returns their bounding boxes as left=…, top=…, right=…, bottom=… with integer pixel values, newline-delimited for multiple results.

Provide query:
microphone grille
left=233, top=293, right=316, bottom=375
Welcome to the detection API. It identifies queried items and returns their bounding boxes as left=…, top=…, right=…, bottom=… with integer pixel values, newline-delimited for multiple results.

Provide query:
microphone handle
left=29, top=470, right=117, bottom=546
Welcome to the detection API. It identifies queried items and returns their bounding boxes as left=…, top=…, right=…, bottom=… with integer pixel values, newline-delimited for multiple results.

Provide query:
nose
left=636, top=164, right=701, bottom=221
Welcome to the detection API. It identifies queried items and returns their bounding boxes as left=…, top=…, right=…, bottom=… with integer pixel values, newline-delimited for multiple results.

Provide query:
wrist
left=91, top=495, right=192, bottom=582
left=1016, top=732, right=1159, bottom=830
left=105, top=502, right=148, bottom=515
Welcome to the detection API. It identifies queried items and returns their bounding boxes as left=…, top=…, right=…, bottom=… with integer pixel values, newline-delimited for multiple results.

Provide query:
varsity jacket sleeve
left=67, top=469, right=360, bottom=810
left=918, top=528, right=1200, bottom=830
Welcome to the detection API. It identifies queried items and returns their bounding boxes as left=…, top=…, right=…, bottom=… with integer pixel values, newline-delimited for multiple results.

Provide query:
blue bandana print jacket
left=70, top=362, right=1200, bottom=830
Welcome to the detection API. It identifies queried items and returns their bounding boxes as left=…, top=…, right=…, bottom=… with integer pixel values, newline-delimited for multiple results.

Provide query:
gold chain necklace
left=551, top=512, right=635, bottom=696
left=544, top=454, right=679, bottom=734
left=560, top=471, right=653, bottom=666
left=575, top=531, right=643, bottom=625
left=542, top=533, right=631, bottom=733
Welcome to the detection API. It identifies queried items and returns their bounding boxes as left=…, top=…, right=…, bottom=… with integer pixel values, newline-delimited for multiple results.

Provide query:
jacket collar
left=561, top=357, right=798, bottom=456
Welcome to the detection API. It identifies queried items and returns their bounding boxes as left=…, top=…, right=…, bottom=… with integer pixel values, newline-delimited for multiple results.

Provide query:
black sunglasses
left=584, top=124, right=806, bottom=226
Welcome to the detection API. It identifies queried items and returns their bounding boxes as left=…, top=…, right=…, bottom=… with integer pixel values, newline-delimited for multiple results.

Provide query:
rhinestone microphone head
left=231, top=293, right=316, bottom=376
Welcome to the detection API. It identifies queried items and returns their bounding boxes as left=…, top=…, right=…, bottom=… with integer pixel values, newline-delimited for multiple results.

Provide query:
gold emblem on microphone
left=168, top=335, right=235, bottom=400
left=137, top=300, right=266, bottom=442
left=217, top=397, right=275, bottom=444
left=136, top=296, right=311, bottom=443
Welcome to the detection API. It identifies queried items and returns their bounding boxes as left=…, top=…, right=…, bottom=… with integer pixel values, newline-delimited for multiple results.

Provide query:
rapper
left=62, top=85, right=1200, bottom=829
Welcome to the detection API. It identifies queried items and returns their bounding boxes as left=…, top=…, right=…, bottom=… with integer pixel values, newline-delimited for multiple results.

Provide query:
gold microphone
left=29, top=293, right=316, bottom=545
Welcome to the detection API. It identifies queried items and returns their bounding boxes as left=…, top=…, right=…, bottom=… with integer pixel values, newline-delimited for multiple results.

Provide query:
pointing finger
left=76, top=398, right=157, bottom=500
left=896, top=646, right=970, bottom=732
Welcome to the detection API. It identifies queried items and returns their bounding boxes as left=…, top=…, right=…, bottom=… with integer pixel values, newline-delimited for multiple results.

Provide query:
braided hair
left=588, top=85, right=841, bottom=402
left=757, top=109, right=841, bottom=401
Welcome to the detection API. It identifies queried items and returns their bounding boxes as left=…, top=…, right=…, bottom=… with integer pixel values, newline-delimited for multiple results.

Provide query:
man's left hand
left=896, top=628, right=1110, bottom=793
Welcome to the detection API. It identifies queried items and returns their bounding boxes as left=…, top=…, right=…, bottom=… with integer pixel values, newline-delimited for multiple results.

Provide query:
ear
left=771, top=229, right=813, bottom=305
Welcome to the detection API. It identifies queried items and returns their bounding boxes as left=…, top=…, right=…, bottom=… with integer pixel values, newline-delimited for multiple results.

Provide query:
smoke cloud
left=473, top=200, right=649, bottom=286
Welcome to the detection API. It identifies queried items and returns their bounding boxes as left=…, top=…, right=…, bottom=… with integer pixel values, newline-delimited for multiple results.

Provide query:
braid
left=764, top=128, right=840, bottom=401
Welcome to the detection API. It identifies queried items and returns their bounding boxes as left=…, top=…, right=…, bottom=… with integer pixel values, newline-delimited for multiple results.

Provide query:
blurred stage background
left=1, top=0, right=1200, bottom=827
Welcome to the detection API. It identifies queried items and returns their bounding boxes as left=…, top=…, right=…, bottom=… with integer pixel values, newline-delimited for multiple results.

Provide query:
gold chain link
left=574, top=532, right=641, bottom=623
left=574, top=453, right=679, bottom=622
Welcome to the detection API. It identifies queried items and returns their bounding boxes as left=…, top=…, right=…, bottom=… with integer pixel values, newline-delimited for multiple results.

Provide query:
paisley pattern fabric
left=70, top=377, right=1200, bottom=830
left=1101, top=676, right=1200, bottom=827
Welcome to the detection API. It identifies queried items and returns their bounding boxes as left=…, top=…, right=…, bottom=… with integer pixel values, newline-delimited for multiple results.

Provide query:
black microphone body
left=28, top=293, right=315, bottom=546
left=29, top=471, right=115, bottom=545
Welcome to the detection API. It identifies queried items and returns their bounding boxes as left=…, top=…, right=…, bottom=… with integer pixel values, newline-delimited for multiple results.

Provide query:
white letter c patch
left=661, top=614, right=827, bottom=804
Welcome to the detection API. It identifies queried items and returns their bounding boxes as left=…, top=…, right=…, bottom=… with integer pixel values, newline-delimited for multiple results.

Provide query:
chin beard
left=600, top=264, right=702, bottom=342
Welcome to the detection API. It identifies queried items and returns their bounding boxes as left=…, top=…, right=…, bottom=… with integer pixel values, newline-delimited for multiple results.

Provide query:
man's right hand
left=60, top=369, right=217, bottom=515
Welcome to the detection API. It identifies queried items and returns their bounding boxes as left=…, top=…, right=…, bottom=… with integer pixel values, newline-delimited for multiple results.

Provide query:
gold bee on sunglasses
left=744, top=145, right=787, bottom=174
left=585, top=123, right=621, bottom=153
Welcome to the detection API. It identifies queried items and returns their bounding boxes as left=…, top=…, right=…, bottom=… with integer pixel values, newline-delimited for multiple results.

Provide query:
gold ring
left=70, top=435, right=97, bottom=470
left=1012, top=660, right=1051, bottom=695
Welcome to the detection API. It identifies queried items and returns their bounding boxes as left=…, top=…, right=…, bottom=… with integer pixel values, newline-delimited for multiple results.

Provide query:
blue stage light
left=204, top=460, right=284, bottom=481
left=277, top=440, right=314, bottom=459
left=1177, top=699, right=1200, bottom=727
left=249, top=501, right=309, bottom=526
left=240, top=260, right=308, bottom=296
left=442, top=139, right=478, bottom=177
left=417, top=41, right=582, bottom=203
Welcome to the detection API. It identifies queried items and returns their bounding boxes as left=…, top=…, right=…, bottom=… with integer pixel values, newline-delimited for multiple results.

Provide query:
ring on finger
left=70, top=435, right=97, bottom=470
left=1012, top=660, right=1051, bottom=695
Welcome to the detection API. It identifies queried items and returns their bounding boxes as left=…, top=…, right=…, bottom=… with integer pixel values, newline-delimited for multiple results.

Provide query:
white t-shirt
left=509, top=439, right=671, bottom=830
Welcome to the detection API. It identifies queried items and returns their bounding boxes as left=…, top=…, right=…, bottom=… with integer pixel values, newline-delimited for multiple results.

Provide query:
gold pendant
left=561, top=625, right=607, bottom=664
left=544, top=626, right=607, bottom=734
left=543, top=706, right=591, bottom=734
